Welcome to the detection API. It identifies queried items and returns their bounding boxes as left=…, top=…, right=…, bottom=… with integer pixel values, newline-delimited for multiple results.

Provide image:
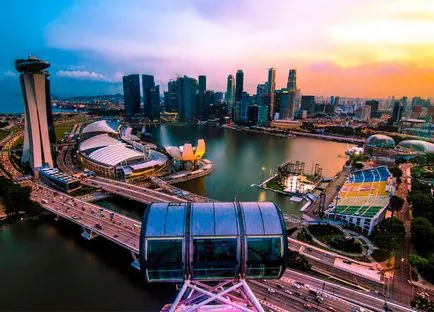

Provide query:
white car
left=267, top=288, right=275, bottom=294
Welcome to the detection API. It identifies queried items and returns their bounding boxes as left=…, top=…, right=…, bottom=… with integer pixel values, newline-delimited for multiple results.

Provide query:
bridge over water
left=30, top=182, right=142, bottom=267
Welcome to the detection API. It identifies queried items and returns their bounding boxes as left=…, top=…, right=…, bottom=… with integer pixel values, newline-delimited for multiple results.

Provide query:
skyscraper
left=198, top=75, right=206, bottom=114
left=177, top=76, right=198, bottom=120
left=390, top=101, right=403, bottom=125
left=168, top=80, right=178, bottom=112
left=123, top=74, right=141, bottom=121
left=147, top=85, right=160, bottom=120
left=365, top=100, right=379, bottom=118
left=268, top=68, right=276, bottom=120
left=276, top=89, right=295, bottom=120
left=142, top=74, right=155, bottom=119
left=286, top=69, right=297, bottom=120
left=198, top=75, right=206, bottom=95
left=235, top=70, right=244, bottom=103
left=15, top=56, right=54, bottom=173
left=226, top=74, right=235, bottom=109
left=256, top=83, right=268, bottom=106
left=301, top=96, right=315, bottom=115
left=287, top=69, right=297, bottom=90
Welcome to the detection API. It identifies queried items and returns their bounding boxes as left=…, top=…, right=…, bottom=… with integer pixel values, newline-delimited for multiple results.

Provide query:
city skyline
left=2, top=0, right=434, bottom=110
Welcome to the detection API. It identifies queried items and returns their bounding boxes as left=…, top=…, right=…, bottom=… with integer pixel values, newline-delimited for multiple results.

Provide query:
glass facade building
left=140, top=202, right=287, bottom=283
left=123, top=74, right=141, bottom=121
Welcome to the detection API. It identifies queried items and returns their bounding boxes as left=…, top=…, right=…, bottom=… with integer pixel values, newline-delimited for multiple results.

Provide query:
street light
left=261, top=166, right=265, bottom=182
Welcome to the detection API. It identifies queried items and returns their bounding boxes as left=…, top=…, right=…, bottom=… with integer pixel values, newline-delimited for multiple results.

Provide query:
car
left=304, top=303, right=312, bottom=310
left=315, top=296, right=324, bottom=303
left=277, top=284, right=284, bottom=289
left=72, top=214, right=78, bottom=219
left=307, top=248, right=313, bottom=252
left=295, top=291, right=302, bottom=296
left=95, top=223, right=103, bottom=230
left=291, top=282, right=300, bottom=289
left=284, top=289, right=292, bottom=295
left=267, top=288, right=275, bottom=294
left=326, top=307, right=336, bottom=311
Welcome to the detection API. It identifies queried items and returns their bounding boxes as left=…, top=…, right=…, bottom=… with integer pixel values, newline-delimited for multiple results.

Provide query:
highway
left=280, top=269, right=413, bottom=312
left=30, top=182, right=140, bottom=254
left=149, top=176, right=215, bottom=203
left=83, top=176, right=187, bottom=203
left=288, top=237, right=385, bottom=291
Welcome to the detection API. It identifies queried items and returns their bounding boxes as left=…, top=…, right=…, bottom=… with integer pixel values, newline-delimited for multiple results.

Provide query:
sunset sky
left=2, top=0, right=434, bottom=103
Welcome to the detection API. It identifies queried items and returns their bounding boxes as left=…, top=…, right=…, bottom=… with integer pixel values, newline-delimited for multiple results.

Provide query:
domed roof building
left=81, top=120, right=118, bottom=138
left=366, top=134, right=395, bottom=148
left=397, top=140, right=434, bottom=154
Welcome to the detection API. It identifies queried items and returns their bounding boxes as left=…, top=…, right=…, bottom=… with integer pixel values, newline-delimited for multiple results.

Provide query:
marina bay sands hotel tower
left=15, top=56, right=56, bottom=174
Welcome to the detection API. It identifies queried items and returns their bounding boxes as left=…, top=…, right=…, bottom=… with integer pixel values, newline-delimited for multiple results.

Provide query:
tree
left=409, top=254, right=428, bottom=268
left=411, top=295, right=434, bottom=311
left=389, top=195, right=404, bottom=218
left=408, top=191, right=434, bottom=223
left=287, top=249, right=311, bottom=272
left=411, top=217, right=434, bottom=251
left=371, top=217, right=405, bottom=256
left=389, top=166, right=403, bottom=179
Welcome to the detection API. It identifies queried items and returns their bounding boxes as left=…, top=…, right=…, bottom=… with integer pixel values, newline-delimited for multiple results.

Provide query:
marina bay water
left=0, top=125, right=350, bottom=310
left=153, top=124, right=350, bottom=216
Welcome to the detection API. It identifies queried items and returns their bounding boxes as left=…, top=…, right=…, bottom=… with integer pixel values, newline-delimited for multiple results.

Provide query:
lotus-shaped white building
left=164, top=139, right=206, bottom=162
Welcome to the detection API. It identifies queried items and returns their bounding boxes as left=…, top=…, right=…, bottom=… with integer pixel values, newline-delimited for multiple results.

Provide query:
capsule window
left=246, top=237, right=283, bottom=278
left=146, top=239, right=183, bottom=281
left=192, top=238, right=238, bottom=279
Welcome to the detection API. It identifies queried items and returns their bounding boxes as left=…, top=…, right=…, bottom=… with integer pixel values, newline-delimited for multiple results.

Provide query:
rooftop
left=332, top=167, right=391, bottom=218
left=79, top=134, right=122, bottom=152
left=81, top=120, right=117, bottom=135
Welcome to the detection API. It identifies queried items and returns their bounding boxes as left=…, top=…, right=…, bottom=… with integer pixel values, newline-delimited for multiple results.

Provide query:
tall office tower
left=390, top=101, right=403, bottom=125
left=235, top=70, right=244, bottom=103
left=123, top=74, right=141, bottom=121
left=267, top=68, right=276, bottom=120
left=257, top=105, right=269, bottom=126
left=360, top=105, right=371, bottom=121
left=163, top=91, right=169, bottom=112
left=226, top=74, right=235, bottom=109
left=142, top=74, right=155, bottom=119
left=276, top=89, right=293, bottom=120
left=238, top=92, right=250, bottom=124
left=365, top=100, right=379, bottom=118
left=295, top=89, right=302, bottom=117
left=198, top=75, right=206, bottom=114
left=301, top=96, right=315, bottom=116
left=334, top=96, right=340, bottom=106
left=15, top=56, right=54, bottom=173
left=286, top=69, right=297, bottom=120
left=204, top=90, right=214, bottom=115
left=256, top=83, right=267, bottom=106
left=177, top=76, right=198, bottom=120
left=168, top=80, right=178, bottom=112
left=145, top=85, right=160, bottom=120
left=198, top=75, right=206, bottom=95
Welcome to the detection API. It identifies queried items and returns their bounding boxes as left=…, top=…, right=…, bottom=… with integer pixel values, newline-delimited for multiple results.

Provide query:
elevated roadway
left=83, top=176, right=188, bottom=204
